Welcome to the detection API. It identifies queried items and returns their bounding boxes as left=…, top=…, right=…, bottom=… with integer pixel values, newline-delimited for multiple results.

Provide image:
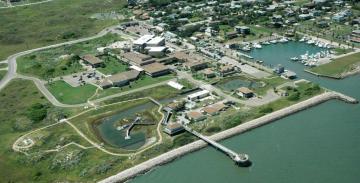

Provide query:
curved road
left=0, top=25, right=122, bottom=107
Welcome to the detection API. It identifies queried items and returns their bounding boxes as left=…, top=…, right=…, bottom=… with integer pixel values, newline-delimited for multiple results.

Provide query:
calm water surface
left=96, top=102, right=156, bottom=150
left=130, top=42, right=360, bottom=183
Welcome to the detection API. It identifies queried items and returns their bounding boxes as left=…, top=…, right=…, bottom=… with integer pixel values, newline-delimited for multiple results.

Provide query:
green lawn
left=95, top=74, right=175, bottom=99
left=0, top=70, right=6, bottom=80
left=96, top=55, right=129, bottom=75
left=17, top=34, right=122, bottom=79
left=0, top=0, right=127, bottom=60
left=47, top=80, right=97, bottom=104
left=309, top=52, right=360, bottom=78
left=0, top=79, right=85, bottom=182
left=0, top=63, right=7, bottom=68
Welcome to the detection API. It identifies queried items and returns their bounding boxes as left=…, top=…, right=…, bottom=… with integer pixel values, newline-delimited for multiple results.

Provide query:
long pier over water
left=183, top=125, right=251, bottom=167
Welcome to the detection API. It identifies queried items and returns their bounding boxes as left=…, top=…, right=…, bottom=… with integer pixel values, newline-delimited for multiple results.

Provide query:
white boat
left=270, top=39, right=278, bottom=44
left=299, top=37, right=306, bottom=42
left=242, top=46, right=251, bottom=51
left=253, top=43, right=262, bottom=48
left=279, top=37, right=289, bottom=43
left=262, top=41, right=270, bottom=45
left=307, top=39, right=315, bottom=44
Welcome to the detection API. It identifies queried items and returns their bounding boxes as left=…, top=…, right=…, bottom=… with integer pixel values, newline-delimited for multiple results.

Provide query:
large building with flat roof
left=122, top=52, right=154, bottom=66
left=142, top=62, right=170, bottom=77
left=81, top=54, right=103, bottom=68
left=100, top=70, right=140, bottom=89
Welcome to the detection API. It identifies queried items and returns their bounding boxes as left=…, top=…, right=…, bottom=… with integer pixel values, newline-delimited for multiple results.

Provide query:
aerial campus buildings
left=2, top=0, right=360, bottom=182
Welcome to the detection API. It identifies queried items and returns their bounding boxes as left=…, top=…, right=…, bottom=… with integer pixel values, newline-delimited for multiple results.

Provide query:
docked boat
left=242, top=46, right=251, bottom=52
left=253, top=43, right=262, bottom=49
left=262, top=41, right=270, bottom=45
left=299, top=37, right=306, bottom=42
left=279, top=37, right=289, bottom=43
left=269, top=39, right=278, bottom=44
left=307, top=39, right=315, bottom=44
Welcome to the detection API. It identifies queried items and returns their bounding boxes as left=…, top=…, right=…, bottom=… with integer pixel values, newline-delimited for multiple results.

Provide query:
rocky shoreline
left=99, top=91, right=358, bottom=183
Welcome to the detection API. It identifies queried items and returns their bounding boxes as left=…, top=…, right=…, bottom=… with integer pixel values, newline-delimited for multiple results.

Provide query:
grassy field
left=96, top=55, right=129, bottom=75
left=0, top=70, right=6, bottom=80
left=0, top=79, right=85, bottom=182
left=46, top=80, right=97, bottom=104
left=95, top=74, right=175, bottom=99
left=309, top=52, right=360, bottom=78
left=0, top=62, right=7, bottom=68
left=17, top=34, right=122, bottom=79
left=0, top=79, right=192, bottom=182
left=216, top=75, right=287, bottom=96
left=0, top=0, right=127, bottom=60
left=101, top=85, right=181, bottom=105
left=0, top=79, right=325, bottom=182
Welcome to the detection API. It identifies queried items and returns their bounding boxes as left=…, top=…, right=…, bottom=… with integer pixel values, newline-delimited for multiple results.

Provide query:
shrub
left=260, top=106, right=274, bottom=114
left=205, top=126, right=222, bottom=133
left=26, top=103, right=48, bottom=123
left=288, top=92, right=300, bottom=101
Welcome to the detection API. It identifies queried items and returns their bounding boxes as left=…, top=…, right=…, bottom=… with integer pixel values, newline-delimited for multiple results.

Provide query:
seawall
left=99, top=91, right=358, bottom=183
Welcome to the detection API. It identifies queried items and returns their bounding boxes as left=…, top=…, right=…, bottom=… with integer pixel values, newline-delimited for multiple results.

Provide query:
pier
left=125, top=117, right=155, bottom=140
left=183, top=125, right=250, bottom=167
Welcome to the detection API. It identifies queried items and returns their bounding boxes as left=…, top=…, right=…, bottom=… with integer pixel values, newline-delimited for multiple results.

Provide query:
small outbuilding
left=236, top=87, right=254, bottom=98
left=164, top=122, right=185, bottom=136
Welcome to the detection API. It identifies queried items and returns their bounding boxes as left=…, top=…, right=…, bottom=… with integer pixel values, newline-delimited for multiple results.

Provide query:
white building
left=147, top=37, right=165, bottom=47
left=146, top=46, right=167, bottom=57
left=187, top=90, right=210, bottom=101
left=133, top=35, right=154, bottom=51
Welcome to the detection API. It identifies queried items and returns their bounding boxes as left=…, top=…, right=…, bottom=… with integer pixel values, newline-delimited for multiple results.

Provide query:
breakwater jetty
left=99, top=91, right=358, bottom=183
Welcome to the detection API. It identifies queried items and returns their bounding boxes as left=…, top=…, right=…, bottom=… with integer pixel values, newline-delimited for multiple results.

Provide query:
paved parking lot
left=63, top=70, right=103, bottom=87
left=219, top=56, right=270, bottom=78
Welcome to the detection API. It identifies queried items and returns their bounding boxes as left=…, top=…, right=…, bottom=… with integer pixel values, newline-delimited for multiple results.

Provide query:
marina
left=129, top=74, right=360, bottom=183
left=128, top=36, right=360, bottom=183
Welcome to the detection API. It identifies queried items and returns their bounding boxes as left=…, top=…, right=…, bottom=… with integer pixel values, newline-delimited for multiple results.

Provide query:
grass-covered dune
left=0, top=0, right=127, bottom=60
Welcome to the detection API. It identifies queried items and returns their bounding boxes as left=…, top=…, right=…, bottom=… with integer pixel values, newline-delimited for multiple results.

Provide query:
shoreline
left=99, top=91, right=358, bottom=183
left=304, top=68, right=360, bottom=80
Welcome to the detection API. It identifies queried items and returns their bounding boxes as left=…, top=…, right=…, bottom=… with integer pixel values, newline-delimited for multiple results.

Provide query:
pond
left=94, top=102, right=157, bottom=150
